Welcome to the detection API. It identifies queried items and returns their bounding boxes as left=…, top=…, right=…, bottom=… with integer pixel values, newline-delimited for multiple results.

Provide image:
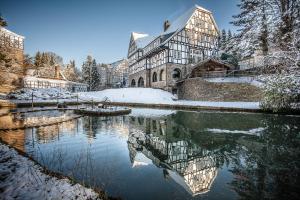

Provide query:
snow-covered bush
left=260, top=73, right=300, bottom=112
left=7, top=88, right=76, bottom=100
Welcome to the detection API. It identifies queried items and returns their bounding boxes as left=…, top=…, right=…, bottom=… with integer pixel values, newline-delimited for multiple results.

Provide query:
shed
left=189, top=59, right=233, bottom=78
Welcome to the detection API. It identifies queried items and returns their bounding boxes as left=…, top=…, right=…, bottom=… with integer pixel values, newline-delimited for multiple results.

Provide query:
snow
left=175, top=100, right=260, bottom=109
left=7, top=88, right=76, bottom=100
left=5, top=88, right=260, bottom=110
left=78, top=88, right=260, bottom=110
left=130, top=108, right=176, bottom=118
left=205, top=127, right=265, bottom=136
left=163, top=5, right=213, bottom=35
left=0, top=143, right=101, bottom=200
left=204, top=77, right=264, bottom=87
left=132, top=152, right=153, bottom=168
left=78, top=88, right=177, bottom=104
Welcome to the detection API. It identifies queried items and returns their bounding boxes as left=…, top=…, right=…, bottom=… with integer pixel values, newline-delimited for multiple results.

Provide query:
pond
left=0, top=108, right=299, bottom=200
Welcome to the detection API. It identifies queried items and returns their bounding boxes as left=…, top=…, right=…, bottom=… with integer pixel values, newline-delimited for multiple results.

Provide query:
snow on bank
left=79, top=88, right=260, bottom=110
left=205, top=127, right=265, bottom=136
left=204, top=77, right=264, bottom=87
left=175, top=100, right=260, bottom=109
left=130, top=108, right=176, bottom=118
left=0, top=143, right=101, bottom=200
left=79, top=88, right=177, bottom=104
left=7, top=88, right=76, bottom=100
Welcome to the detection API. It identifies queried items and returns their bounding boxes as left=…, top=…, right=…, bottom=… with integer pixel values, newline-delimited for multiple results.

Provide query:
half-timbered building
left=128, top=5, right=219, bottom=93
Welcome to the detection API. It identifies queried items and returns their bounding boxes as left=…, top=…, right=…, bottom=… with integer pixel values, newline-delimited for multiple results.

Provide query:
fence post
left=77, top=94, right=79, bottom=109
left=31, top=92, right=34, bottom=109
left=92, top=98, right=94, bottom=109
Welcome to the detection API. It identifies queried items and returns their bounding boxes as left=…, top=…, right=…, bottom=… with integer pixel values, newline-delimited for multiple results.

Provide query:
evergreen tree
left=82, top=55, right=94, bottom=90
left=23, top=54, right=33, bottom=69
left=34, top=51, right=42, bottom=68
left=231, top=0, right=269, bottom=57
left=41, top=52, right=48, bottom=65
left=227, top=30, right=232, bottom=41
left=90, top=59, right=100, bottom=91
left=49, top=55, right=55, bottom=66
left=0, top=14, right=7, bottom=27
left=221, top=29, right=227, bottom=50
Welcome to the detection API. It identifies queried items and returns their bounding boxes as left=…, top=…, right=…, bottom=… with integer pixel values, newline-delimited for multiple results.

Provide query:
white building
left=127, top=5, right=219, bottom=92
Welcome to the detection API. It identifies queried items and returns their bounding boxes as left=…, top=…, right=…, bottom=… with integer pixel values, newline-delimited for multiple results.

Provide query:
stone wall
left=129, top=69, right=150, bottom=87
left=165, top=63, right=186, bottom=92
left=150, top=64, right=167, bottom=89
left=177, top=78, right=262, bottom=102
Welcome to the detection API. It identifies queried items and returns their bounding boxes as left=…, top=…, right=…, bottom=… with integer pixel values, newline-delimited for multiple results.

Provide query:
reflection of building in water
left=0, top=129, right=25, bottom=152
left=0, top=111, right=79, bottom=151
left=127, top=115, right=218, bottom=196
left=33, top=119, right=78, bottom=143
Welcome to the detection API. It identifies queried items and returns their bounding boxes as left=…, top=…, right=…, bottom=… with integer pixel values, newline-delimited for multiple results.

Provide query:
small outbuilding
left=188, top=59, right=233, bottom=78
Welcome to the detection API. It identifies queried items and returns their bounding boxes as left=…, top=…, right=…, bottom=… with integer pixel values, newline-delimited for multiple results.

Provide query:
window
left=172, top=68, right=181, bottom=79
left=131, top=79, right=136, bottom=87
left=173, top=50, right=181, bottom=60
left=152, top=72, right=157, bottom=82
left=138, top=77, right=144, bottom=87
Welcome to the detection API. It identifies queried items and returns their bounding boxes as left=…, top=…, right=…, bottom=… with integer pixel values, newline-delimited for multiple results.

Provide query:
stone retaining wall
left=177, top=78, right=262, bottom=102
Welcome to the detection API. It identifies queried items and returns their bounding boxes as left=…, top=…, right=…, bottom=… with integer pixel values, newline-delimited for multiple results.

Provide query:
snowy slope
left=0, top=144, right=101, bottom=200
left=78, top=88, right=177, bottom=104
left=78, top=88, right=260, bottom=109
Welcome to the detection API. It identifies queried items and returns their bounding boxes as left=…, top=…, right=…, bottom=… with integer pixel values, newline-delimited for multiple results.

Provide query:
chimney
left=55, top=65, right=61, bottom=79
left=164, top=20, right=170, bottom=32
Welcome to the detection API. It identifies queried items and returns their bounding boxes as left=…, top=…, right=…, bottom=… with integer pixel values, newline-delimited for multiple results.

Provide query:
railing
left=23, top=80, right=88, bottom=92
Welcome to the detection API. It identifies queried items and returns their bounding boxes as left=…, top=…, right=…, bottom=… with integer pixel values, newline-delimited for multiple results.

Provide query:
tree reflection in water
left=127, top=111, right=300, bottom=198
left=0, top=108, right=299, bottom=199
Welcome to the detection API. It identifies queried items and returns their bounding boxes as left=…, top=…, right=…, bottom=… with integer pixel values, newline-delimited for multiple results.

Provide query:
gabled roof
left=161, top=5, right=219, bottom=45
left=128, top=4, right=218, bottom=54
left=0, top=27, right=25, bottom=39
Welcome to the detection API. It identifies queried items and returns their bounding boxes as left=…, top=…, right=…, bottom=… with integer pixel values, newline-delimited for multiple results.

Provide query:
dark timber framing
left=127, top=5, right=219, bottom=92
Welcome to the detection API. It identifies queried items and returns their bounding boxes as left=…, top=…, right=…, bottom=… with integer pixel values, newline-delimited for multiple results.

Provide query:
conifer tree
left=34, top=52, right=42, bottom=68
left=227, top=30, right=232, bottom=41
left=0, top=14, right=7, bottom=27
left=90, top=59, right=100, bottom=91
left=221, top=29, right=227, bottom=50
left=49, top=55, right=55, bottom=66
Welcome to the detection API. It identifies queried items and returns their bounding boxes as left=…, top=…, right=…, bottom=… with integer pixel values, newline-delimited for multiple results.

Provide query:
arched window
left=152, top=72, right=157, bottom=82
left=138, top=77, right=144, bottom=87
left=172, top=68, right=181, bottom=80
left=131, top=79, right=136, bottom=87
left=159, top=69, right=165, bottom=81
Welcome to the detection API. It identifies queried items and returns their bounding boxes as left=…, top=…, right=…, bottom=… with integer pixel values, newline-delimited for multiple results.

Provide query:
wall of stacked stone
left=150, top=64, right=167, bottom=89
left=177, top=77, right=262, bottom=102
left=165, top=63, right=186, bottom=91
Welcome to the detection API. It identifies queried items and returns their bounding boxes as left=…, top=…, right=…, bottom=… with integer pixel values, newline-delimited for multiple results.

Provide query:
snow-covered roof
left=161, top=5, right=219, bottom=44
left=0, top=27, right=25, bottom=39
left=129, top=4, right=218, bottom=50
left=109, top=59, right=125, bottom=68
left=131, top=32, right=156, bottom=49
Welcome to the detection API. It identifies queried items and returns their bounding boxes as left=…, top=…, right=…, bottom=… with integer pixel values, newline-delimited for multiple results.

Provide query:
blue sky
left=1, top=0, right=240, bottom=67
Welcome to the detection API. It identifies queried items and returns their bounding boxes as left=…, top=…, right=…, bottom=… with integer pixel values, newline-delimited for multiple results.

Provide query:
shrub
left=260, top=73, right=300, bottom=112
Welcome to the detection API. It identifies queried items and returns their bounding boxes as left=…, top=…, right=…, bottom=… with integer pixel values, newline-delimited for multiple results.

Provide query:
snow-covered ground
left=0, top=143, right=101, bottom=200
left=78, top=88, right=177, bottom=104
left=7, top=88, right=76, bottom=100
left=78, top=88, right=260, bottom=110
left=129, top=108, right=176, bottom=118
left=4, top=88, right=260, bottom=110
left=204, top=76, right=264, bottom=87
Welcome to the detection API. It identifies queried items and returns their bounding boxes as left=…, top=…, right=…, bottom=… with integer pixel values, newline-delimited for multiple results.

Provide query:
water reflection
left=0, top=108, right=299, bottom=199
